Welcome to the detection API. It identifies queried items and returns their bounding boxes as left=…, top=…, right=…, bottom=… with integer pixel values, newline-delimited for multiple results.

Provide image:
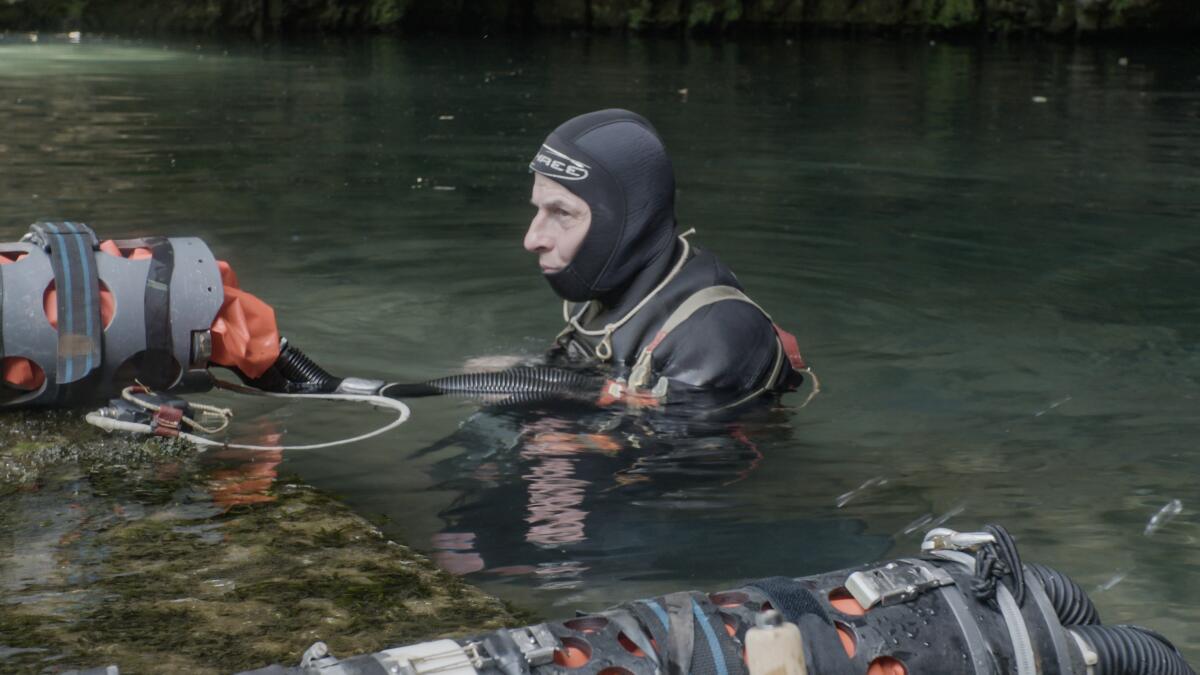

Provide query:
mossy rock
left=0, top=412, right=530, bottom=673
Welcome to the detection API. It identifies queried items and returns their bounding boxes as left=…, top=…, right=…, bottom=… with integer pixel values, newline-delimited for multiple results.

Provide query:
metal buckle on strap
left=299, top=641, right=339, bottom=669
left=921, top=527, right=997, bottom=553
left=509, top=625, right=558, bottom=667
left=25, top=221, right=100, bottom=251
left=463, top=641, right=492, bottom=669
left=845, top=560, right=955, bottom=609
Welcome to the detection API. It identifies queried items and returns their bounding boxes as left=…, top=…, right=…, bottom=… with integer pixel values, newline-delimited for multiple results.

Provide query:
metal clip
left=299, top=641, right=339, bottom=669
left=509, top=625, right=558, bottom=667
left=921, top=527, right=997, bottom=553
left=336, top=377, right=386, bottom=396
left=845, top=560, right=955, bottom=609
left=190, top=330, right=213, bottom=369
left=463, top=641, right=492, bottom=669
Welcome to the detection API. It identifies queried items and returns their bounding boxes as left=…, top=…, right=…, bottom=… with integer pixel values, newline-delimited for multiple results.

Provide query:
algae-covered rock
left=0, top=412, right=529, bottom=674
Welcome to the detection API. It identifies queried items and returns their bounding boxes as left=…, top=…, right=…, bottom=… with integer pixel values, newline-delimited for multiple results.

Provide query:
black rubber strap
left=37, top=222, right=102, bottom=387
left=662, top=593, right=696, bottom=675
left=141, top=237, right=176, bottom=389
left=628, top=592, right=746, bottom=675
left=688, top=594, right=749, bottom=675
left=745, top=577, right=830, bottom=624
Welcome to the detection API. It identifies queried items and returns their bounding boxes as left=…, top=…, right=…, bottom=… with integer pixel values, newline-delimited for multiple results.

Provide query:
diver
left=524, top=109, right=809, bottom=410
left=413, top=111, right=823, bottom=581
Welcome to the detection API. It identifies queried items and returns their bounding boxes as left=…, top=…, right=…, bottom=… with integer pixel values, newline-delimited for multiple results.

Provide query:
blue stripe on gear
left=65, top=222, right=96, bottom=374
left=692, top=599, right=729, bottom=675
left=644, top=600, right=670, bottom=630
left=47, top=224, right=75, bottom=382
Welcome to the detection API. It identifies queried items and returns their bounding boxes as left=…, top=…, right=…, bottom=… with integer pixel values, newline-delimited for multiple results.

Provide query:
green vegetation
left=0, top=0, right=1194, bottom=35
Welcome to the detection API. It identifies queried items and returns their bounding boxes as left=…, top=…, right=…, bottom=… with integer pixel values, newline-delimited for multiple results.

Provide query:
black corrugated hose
left=1072, top=624, right=1196, bottom=675
left=273, top=341, right=342, bottom=392
left=381, top=367, right=604, bottom=400
left=1025, top=562, right=1101, bottom=625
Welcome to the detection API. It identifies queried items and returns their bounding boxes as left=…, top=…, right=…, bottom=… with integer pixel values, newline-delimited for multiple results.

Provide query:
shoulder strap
left=628, top=285, right=774, bottom=391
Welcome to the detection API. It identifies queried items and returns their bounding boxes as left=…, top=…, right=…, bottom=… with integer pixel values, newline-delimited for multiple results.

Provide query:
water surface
left=2, top=32, right=1199, bottom=659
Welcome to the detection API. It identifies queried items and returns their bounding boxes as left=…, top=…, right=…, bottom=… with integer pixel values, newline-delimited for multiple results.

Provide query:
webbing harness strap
left=27, top=222, right=102, bottom=387
left=558, top=229, right=696, bottom=362
left=629, top=593, right=745, bottom=675
left=628, top=285, right=789, bottom=402
left=930, top=549, right=1034, bottom=675
left=745, top=577, right=831, bottom=625
left=141, top=237, right=176, bottom=389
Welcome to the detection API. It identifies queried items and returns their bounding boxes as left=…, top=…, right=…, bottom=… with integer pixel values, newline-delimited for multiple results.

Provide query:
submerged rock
left=0, top=410, right=529, bottom=674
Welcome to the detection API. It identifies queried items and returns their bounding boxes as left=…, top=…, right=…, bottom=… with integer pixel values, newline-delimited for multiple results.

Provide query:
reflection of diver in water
left=422, top=402, right=890, bottom=588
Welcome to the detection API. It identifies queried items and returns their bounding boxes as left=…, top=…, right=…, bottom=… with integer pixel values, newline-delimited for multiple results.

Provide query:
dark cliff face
left=1, top=0, right=1197, bottom=35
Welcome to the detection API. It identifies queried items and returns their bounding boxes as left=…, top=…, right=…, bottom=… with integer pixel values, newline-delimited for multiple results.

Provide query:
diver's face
left=525, top=174, right=591, bottom=274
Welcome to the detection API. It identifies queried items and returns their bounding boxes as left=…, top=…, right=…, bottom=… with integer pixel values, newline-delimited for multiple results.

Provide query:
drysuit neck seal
left=558, top=229, right=696, bottom=362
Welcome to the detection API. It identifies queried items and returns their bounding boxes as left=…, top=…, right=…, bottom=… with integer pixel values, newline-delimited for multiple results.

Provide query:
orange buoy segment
left=554, top=637, right=592, bottom=668
left=868, top=656, right=908, bottom=675
left=828, top=588, right=867, bottom=616
left=836, top=623, right=856, bottom=657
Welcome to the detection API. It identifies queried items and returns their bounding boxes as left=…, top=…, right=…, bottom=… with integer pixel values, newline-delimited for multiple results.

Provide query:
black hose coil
left=419, top=367, right=603, bottom=396
left=1025, top=562, right=1101, bottom=626
left=276, top=343, right=341, bottom=392
left=1072, top=624, right=1196, bottom=675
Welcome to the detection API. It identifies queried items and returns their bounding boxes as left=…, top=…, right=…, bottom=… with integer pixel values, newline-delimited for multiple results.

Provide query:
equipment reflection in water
left=422, top=400, right=892, bottom=589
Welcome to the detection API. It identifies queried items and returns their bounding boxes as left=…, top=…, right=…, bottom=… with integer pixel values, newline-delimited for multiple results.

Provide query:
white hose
left=85, top=391, right=411, bottom=451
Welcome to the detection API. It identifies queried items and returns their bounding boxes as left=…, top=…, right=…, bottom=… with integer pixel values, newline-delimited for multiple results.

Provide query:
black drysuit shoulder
left=640, top=250, right=785, bottom=404
left=552, top=244, right=795, bottom=408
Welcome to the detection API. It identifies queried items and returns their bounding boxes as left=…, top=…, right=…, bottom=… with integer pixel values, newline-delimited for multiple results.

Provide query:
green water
left=3, top=32, right=1200, bottom=662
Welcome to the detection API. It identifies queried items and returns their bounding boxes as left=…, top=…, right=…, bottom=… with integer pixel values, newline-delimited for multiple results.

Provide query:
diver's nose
left=524, top=214, right=552, bottom=254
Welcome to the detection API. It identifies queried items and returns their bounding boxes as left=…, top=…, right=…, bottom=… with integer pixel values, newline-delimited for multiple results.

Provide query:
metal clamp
left=1068, top=629, right=1099, bottom=675
left=463, top=641, right=493, bottom=669
left=509, top=625, right=558, bottom=667
left=921, top=527, right=997, bottom=553
left=845, top=560, right=955, bottom=609
left=376, top=639, right=481, bottom=675
left=299, top=641, right=339, bottom=669
left=190, top=330, right=213, bottom=369
left=336, top=377, right=387, bottom=396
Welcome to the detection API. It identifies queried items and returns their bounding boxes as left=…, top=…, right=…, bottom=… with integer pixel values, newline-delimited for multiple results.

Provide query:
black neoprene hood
left=529, top=109, right=677, bottom=302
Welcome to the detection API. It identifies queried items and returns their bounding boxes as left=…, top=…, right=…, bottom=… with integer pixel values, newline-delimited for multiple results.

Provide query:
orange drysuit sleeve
left=1, top=242, right=280, bottom=391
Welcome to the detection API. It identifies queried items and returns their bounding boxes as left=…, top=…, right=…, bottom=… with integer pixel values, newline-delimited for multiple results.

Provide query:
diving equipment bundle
left=0, top=222, right=616, bottom=448
left=3, top=221, right=798, bottom=452
left=214, top=525, right=1188, bottom=675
